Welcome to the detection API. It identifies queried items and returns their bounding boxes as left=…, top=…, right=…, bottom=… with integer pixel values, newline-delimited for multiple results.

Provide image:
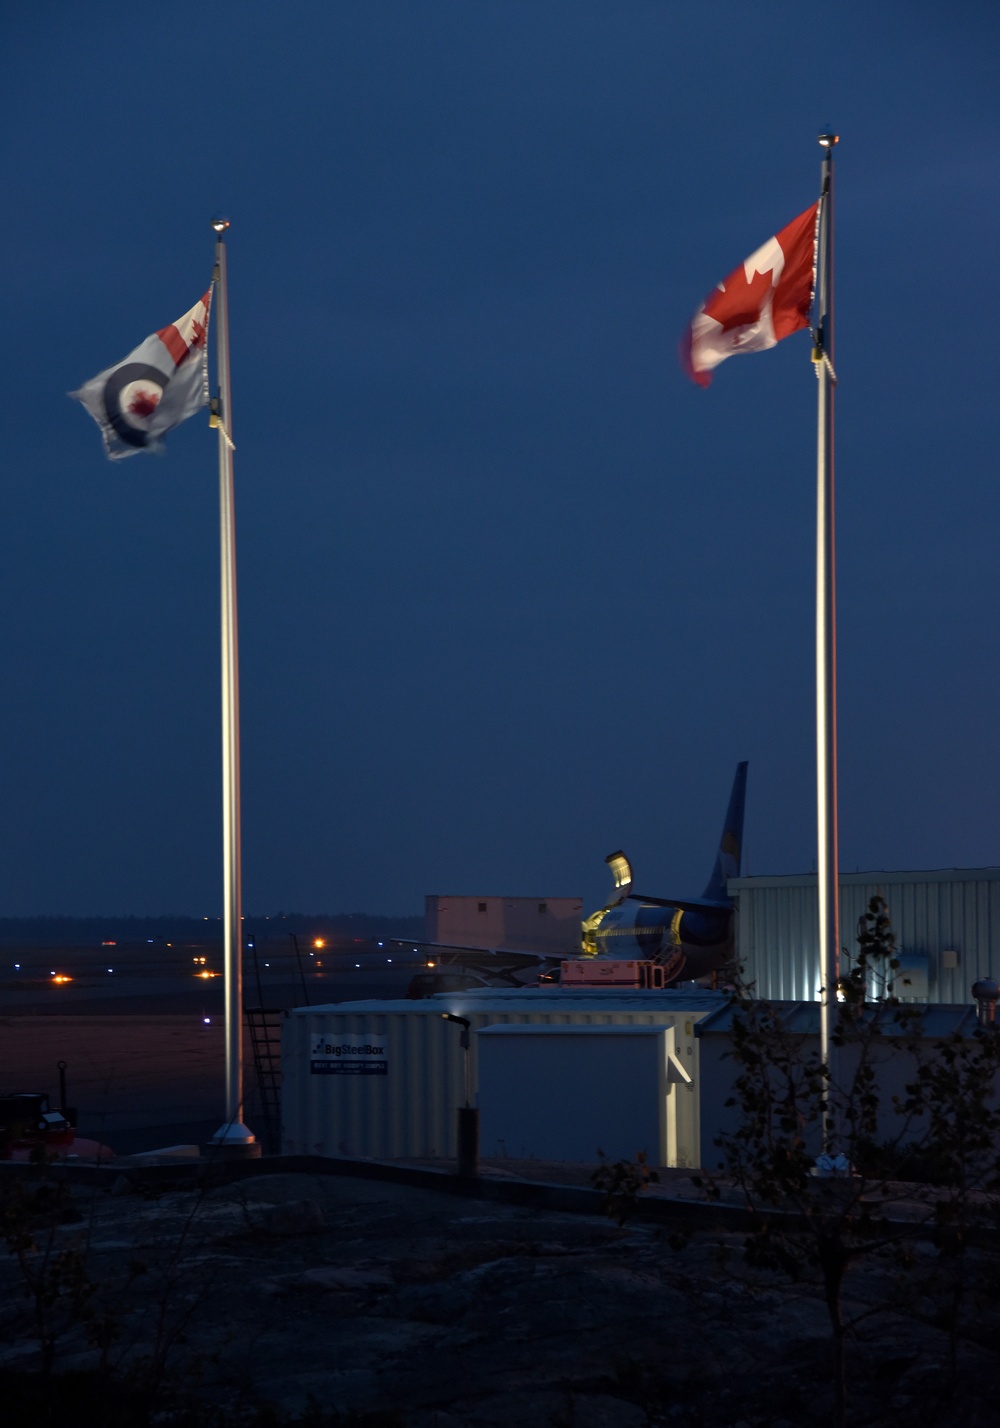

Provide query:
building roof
left=728, top=866, right=1000, bottom=891
left=289, top=986, right=728, bottom=1018
left=695, top=1000, right=982, bottom=1038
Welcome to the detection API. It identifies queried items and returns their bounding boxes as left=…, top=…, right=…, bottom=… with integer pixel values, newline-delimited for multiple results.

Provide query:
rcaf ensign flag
left=682, top=203, right=818, bottom=387
left=71, top=289, right=212, bottom=458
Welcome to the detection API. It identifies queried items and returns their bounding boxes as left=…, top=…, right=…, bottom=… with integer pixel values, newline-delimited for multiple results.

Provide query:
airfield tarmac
left=0, top=938, right=427, bottom=1153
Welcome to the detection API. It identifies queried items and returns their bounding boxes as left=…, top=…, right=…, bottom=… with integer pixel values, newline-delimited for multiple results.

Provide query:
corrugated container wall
left=281, top=987, right=721, bottom=1161
left=730, top=868, right=1000, bottom=1003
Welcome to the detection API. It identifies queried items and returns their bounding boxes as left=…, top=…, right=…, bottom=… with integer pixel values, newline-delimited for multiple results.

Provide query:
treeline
left=0, top=912, right=424, bottom=947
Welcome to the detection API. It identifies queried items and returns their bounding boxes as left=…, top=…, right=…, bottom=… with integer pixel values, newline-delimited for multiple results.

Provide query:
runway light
left=52, top=975, right=72, bottom=984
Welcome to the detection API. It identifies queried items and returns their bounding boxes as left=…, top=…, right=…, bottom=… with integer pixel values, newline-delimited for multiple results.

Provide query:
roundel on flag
left=103, top=362, right=169, bottom=449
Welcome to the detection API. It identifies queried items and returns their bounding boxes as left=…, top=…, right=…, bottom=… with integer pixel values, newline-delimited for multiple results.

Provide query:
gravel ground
left=2, top=1165, right=999, bottom=1427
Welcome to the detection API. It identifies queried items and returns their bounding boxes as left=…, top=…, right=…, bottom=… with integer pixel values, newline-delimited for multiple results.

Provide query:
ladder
left=244, top=1008, right=283, bottom=1154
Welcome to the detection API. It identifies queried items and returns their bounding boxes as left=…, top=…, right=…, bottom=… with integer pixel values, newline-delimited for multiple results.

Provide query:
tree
left=705, top=897, right=931, bottom=1426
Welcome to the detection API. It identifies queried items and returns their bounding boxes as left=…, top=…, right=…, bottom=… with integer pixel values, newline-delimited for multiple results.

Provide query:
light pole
left=442, top=1013, right=478, bottom=1178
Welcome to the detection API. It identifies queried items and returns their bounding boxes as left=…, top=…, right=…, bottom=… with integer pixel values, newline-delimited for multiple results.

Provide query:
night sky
left=1, top=2, right=997, bottom=918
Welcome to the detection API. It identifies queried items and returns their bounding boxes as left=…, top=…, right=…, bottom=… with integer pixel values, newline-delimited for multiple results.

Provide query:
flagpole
left=209, top=218, right=255, bottom=1152
left=814, top=132, right=839, bottom=1145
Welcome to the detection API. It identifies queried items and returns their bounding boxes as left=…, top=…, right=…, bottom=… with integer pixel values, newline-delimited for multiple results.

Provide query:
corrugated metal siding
left=281, top=988, right=720, bottom=1159
left=730, top=868, right=1000, bottom=1003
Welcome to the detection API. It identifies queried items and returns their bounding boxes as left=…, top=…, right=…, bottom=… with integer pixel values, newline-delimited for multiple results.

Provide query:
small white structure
left=695, top=1000, right=996, bottom=1168
left=426, top=894, right=583, bottom=956
left=477, top=1023, right=698, bottom=1167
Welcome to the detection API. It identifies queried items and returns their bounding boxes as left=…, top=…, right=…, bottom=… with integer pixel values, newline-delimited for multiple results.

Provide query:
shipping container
left=281, top=986, right=721, bottom=1161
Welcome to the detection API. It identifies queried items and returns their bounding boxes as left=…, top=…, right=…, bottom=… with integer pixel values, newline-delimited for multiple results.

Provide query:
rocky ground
left=1, top=1163, right=999, bottom=1427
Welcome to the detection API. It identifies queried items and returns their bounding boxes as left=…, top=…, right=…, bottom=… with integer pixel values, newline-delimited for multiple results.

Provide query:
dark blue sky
left=1, top=1, right=997, bottom=916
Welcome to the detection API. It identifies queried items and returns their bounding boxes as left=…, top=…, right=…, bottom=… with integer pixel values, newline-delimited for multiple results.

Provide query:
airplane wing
left=390, top=938, right=560, bottom=961
left=630, top=894, right=732, bottom=912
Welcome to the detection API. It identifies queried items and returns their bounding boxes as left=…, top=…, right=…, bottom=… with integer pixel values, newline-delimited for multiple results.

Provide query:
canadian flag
left=682, top=202, right=818, bottom=387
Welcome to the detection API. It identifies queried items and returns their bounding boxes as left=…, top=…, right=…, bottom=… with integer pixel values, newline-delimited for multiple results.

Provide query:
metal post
left=814, top=134, right=840, bottom=1139
left=210, top=220, right=254, bottom=1151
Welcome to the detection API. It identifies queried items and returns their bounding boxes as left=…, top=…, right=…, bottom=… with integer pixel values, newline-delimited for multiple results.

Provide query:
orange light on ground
left=313, top=939, right=325, bottom=949
left=52, top=975, right=72, bottom=984
left=196, top=970, right=217, bottom=980
left=426, top=960, right=436, bottom=968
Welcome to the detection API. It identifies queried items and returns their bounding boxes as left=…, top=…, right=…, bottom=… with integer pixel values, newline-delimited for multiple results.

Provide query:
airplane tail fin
left=701, top=761, right=748, bottom=903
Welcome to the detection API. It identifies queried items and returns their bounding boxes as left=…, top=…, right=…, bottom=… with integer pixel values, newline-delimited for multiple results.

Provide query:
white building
left=426, top=894, right=583, bottom=956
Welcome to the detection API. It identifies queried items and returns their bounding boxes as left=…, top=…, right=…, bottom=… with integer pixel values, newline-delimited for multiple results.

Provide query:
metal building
left=730, top=867, right=1000, bottom=1003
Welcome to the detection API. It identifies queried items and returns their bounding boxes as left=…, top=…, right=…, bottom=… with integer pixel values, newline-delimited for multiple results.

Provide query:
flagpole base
left=207, top=1122, right=260, bottom=1161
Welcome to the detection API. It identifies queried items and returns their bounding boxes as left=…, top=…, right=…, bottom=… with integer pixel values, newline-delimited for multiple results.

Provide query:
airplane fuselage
left=583, top=897, right=734, bottom=981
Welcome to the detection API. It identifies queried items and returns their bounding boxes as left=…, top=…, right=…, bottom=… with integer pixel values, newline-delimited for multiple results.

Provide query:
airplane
left=578, top=760, right=748, bottom=984
left=395, top=761, right=748, bottom=992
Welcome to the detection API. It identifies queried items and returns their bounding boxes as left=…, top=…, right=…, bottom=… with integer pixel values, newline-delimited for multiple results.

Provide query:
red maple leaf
left=128, top=389, right=160, bottom=418
left=190, top=317, right=207, bottom=350
left=702, top=262, right=773, bottom=333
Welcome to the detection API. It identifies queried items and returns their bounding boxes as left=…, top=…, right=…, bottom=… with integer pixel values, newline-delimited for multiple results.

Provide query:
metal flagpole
left=813, top=133, right=840, bottom=1139
left=209, top=218, right=254, bottom=1151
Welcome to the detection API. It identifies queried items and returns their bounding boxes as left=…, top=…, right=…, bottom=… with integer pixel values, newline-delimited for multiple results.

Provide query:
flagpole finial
left=818, top=131, right=839, bottom=150
left=211, top=216, right=230, bottom=235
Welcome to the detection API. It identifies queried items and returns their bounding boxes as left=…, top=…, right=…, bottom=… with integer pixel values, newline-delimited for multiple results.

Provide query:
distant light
left=377, top=942, right=383, bottom=948
left=107, top=967, right=114, bottom=973
left=313, top=939, right=325, bottom=949
left=427, top=960, right=436, bottom=968
left=101, top=940, right=116, bottom=946
left=355, top=963, right=360, bottom=968
left=14, top=963, right=19, bottom=969
left=264, top=962, right=270, bottom=967
left=52, top=975, right=72, bottom=984
left=203, top=1016, right=211, bottom=1024
left=147, top=939, right=154, bottom=944
left=387, top=958, right=392, bottom=964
